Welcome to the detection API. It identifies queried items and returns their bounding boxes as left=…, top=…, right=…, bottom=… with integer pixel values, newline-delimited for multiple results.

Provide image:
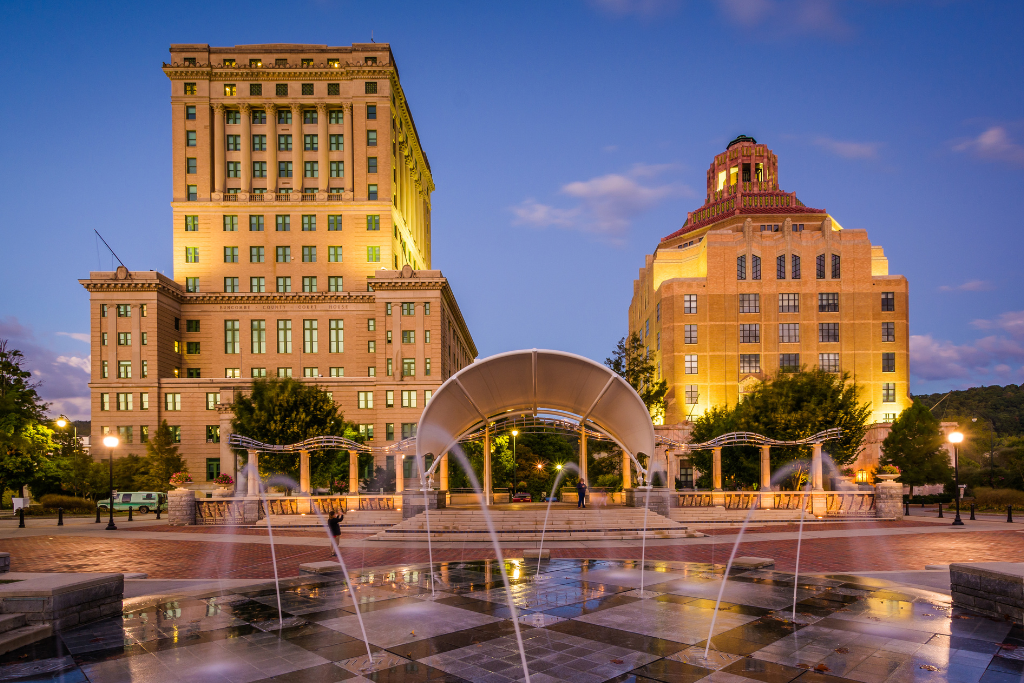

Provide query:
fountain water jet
left=535, top=462, right=578, bottom=579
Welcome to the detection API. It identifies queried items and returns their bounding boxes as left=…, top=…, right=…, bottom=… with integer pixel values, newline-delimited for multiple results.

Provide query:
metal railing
left=195, top=499, right=248, bottom=524
left=674, top=490, right=875, bottom=514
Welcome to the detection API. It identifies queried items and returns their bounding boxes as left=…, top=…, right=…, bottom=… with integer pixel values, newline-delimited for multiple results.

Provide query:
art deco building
left=630, top=136, right=910, bottom=432
left=81, top=43, right=476, bottom=489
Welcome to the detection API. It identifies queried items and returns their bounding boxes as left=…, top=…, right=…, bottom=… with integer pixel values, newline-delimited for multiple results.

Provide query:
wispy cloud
left=813, top=136, right=880, bottom=160
left=511, top=164, right=690, bottom=244
left=57, top=331, right=90, bottom=343
left=716, top=0, right=853, bottom=39
left=0, top=317, right=91, bottom=420
left=587, top=0, right=682, bottom=18
left=911, top=310, right=1024, bottom=385
left=938, top=280, right=996, bottom=292
left=953, top=126, right=1024, bottom=167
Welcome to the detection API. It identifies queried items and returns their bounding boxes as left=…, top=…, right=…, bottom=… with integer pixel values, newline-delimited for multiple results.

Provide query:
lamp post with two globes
left=103, top=435, right=119, bottom=530
left=948, top=431, right=965, bottom=527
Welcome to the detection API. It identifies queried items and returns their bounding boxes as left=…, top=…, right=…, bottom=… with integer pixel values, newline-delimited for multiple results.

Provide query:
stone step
left=0, top=613, right=25, bottom=635
left=0, top=624, right=51, bottom=657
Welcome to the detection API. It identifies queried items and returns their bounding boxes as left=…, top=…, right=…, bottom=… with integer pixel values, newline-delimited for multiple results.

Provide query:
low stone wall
left=167, top=488, right=197, bottom=526
left=402, top=489, right=447, bottom=519
left=624, top=488, right=674, bottom=516
left=874, top=481, right=904, bottom=519
left=951, top=562, right=1024, bottom=624
left=0, top=573, right=124, bottom=631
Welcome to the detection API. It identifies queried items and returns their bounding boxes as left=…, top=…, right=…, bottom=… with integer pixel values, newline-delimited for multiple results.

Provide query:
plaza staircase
left=257, top=509, right=402, bottom=529
left=371, top=507, right=701, bottom=542
left=0, top=613, right=51, bottom=656
left=668, top=508, right=813, bottom=525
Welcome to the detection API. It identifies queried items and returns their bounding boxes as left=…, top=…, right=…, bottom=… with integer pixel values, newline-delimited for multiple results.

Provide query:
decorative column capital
left=291, top=101, right=303, bottom=113
left=316, top=102, right=329, bottom=114
left=239, top=103, right=251, bottom=114
left=265, top=102, right=278, bottom=113
left=213, top=103, right=226, bottom=113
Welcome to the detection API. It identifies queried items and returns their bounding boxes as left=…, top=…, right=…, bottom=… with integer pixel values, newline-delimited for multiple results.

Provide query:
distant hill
left=914, top=385, right=1024, bottom=436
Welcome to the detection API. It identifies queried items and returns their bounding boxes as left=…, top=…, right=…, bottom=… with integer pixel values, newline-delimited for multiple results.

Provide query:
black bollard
left=970, top=503, right=976, bottom=521
left=905, top=501, right=910, bottom=516
left=128, top=506, right=133, bottom=522
left=155, top=505, right=161, bottom=520
left=938, top=503, right=944, bottom=518
left=1009, top=506, right=1014, bottom=523
left=18, top=507, right=25, bottom=528
left=58, top=508, right=63, bottom=526
left=95, top=506, right=101, bottom=523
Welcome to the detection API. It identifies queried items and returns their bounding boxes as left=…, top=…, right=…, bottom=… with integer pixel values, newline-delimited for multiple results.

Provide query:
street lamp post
left=949, top=431, right=964, bottom=527
left=511, top=430, right=519, bottom=494
left=103, top=435, right=119, bottom=530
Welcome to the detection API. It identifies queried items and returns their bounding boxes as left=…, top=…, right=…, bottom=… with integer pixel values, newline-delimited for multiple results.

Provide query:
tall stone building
left=631, top=136, right=909, bottom=441
left=81, top=43, right=476, bottom=490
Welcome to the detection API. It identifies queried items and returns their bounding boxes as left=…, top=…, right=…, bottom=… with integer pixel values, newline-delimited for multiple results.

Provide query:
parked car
left=96, top=492, right=166, bottom=514
left=511, top=491, right=532, bottom=503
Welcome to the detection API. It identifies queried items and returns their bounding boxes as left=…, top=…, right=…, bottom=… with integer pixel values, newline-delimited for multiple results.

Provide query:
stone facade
left=873, top=480, right=904, bottom=519
left=0, top=574, right=124, bottom=631
left=0, top=553, right=8, bottom=574
left=167, top=488, right=197, bottom=526
left=951, top=562, right=1024, bottom=624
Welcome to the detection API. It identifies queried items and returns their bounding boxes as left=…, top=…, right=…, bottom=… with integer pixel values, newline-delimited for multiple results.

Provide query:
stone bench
left=950, top=562, right=1023, bottom=624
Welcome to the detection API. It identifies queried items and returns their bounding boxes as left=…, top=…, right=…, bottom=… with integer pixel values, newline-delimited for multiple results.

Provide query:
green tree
left=230, top=378, right=360, bottom=482
left=0, top=340, right=56, bottom=499
left=138, top=421, right=187, bottom=491
left=606, top=332, right=668, bottom=422
left=689, top=370, right=871, bottom=489
left=879, top=402, right=951, bottom=497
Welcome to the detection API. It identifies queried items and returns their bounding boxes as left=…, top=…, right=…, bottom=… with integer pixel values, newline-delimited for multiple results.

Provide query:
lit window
left=685, top=385, right=699, bottom=404
left=165, top=393, right=181, bottom=411
left=882, top=383, right=896, bottom=403
left=251, top=320, right=266, bottom=354
left=740, top=354, right=760, bottom=374
left=684, top=354, right=697, bottom=374
left=401, top=390, right=417, bottom=408
left=206, top=392, right=221, bottom=410
left=184, top=83, right=196, bottom=95
left=358, top=391, right=373, bottom=409
left=329, top=320, right=344, bottom=353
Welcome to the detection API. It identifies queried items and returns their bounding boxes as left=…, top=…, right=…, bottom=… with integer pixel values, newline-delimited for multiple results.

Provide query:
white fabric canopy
left=416, top=349, right=655, bottom=468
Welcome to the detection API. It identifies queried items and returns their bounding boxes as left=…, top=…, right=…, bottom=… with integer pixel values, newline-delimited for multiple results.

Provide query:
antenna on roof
left=371, top=30, right=375, bottom=43
left=94, top=229, right=131, bottom=277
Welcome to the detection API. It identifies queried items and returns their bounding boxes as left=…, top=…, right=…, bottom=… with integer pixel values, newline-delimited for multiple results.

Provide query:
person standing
left=327, top=509, right=343, bottom=558
left=576, top=479, right=588, bottom=509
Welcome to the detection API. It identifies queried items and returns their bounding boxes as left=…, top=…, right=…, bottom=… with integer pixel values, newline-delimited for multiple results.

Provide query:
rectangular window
left=206, top=392, right=220, bottom=410
left=819, top=323, right=839, bottom=343
left=302, top=276, right=317, bottom=292
left=329, top=109, right=343, bottom=124
left=358, top=391, right=373, bottom=409
left=684, top=324, right=697, bottom=344
left=425, top=358, right=432, bottom=376
left=186, top=157, right=197, bottom=174
left=386, top=423, right=395, bottom=441
left=401, top=302, right=415, bottom=316
left=251, top=320, right=266, bottom=353
left=739, top=293, right=760, bottom=313
left=186, top=342, right=200, bottom=355
left=252, top=161, right=267, bottom=177
left=819, top=353, right=840, bottom=373
left=367, top=246, right=381, bottom=262
left=425, top=330, right=431, bottom=343
left=684, top=385, right=699, bottom=404
left=368, top=340, right=376, bottom=353
left=779, top=323, right=800, bottom=344
left=141, top=360, right=147, bottom=377
left=278, top=134, right=292, bottom=151
left=101, top=360, right=108, bottom=378
left=276, top=215, right=290, bottom=231
left=185, top=104, right=196, bottom=118
left=250, top=276, right=265, bottom=292
left=303, top=319, right=318, bottom=353
left=250, top=246, right=264, bottom=263
left=736, top=255, right=746, bottom=280
left=401, top=330, right=415, bottom=344
left=226, top=135, right=240, bottom=151
left=225, top=368, right=240, bottom=379
left=102, top=332, right=108, bottom=346
left=165, top=393, right=181, bottom=411
left=224, top=277, right=239, bottom=292
left=302, top=245, right=316, bottom=262
left=832, top=254, right=841, bottom=279
left=277, top=367, right=293, bottom=378
left=226, top=161, right=241, bottom=178
left=367, top=104, right=377, bottom=120
left=402, top=358, right=415, bottom=377
left=185, top=246, right=199, bottom=263
left=141, top=332, right=147, bottom=345
left=367, top=157, right=378, bottom=174
left=117, top=360, right=132, bottom=378
left=329, top=160, right=344, bottom=178
left=140, top=392, right=149, bottom=410
left=304, top=134, right=318, bottom=151
left=816, top=254, right=826, bottom=279
left=278, top=161, right=292, bottom=177
left=684, top=294, right=697, bottom=314
left=791, top=254, right=801, bottom=279
left=882, top=383, right=896, bottom=403
left=779, top=293, right=799, bottom=313
left=368, top=184, right=378, bottom=200
left=361, top=424, right=376, bottom=441
left=367, top=130, right=377, bottom=146
left=819, top=293, right=839, bottom=313
left=250, top=215, right=264, bottom=231
left=329, top=367, right=344, bottom=377
left=369, top=318, right=377, bottom=331
left=304, top=161, right=318, bottom=178
left=117, top=332, right=131, bottom=346
left=882, top=353, right=896, bottom=373
left=224, top=320, right=240, bottom=354
left=366, top=214, right=380, bottom=231
left=401, top=390, right=417, bottom=408
left=776, top=254, right=786, bottom=280
left=386, top=358, right=393, bottom=376
left=185, top=215, right=198, bottom=232
left=740, top=324, right=760, bottom=344
left=99, top=393, right=109, bottom=411
left=277, top=106, right=291, bottom=123
left=882, top=322, right=895, bottom=342
left=685, top=354, right=698, bottom=374
left=224, top=246, right=238, bottom=263
left=329, top=320, right=344, bottom=353
left=277, top=320, right=292, bottom=353
left=224, top=84, right=237, bottom=96
left=117, top=393, right=132, bottom=411
left=327, top=216, right=343, bottom=233
left=780, top=353, right=800, bottom=372
left=186, top=131, right=196, bottom=147
left=740, top=354, right=761, bottom=374
left=881, top=292, right=895, bottom=312
left=401, top=423, right=416, bottom=439
left=301, top=367, right=318, bottom=378
left=751, top=254, right=761, bottom=280
left=252, top=134, right=266, bottom=151
left=187, top=185, right=197, bottom=201
left=276, top=246, right=291, bottom=262
left=303, top=106, right=316, bottom=122
left=117, top=426, right=133, bottom=444
left=328, top=276, right=343, bottom=292
left=251, top=368, right=266, bottom=378
left=222, top=215, right=238, bottom=232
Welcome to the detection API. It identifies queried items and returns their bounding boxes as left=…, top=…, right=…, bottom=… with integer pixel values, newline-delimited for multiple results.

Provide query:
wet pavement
left=1, top=558, right=1021, bottom=682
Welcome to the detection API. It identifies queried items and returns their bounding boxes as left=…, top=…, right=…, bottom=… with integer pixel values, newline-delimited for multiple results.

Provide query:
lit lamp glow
left=56, top=418, right=67, bottom=428
left=948, top=431, right=965, bottom=526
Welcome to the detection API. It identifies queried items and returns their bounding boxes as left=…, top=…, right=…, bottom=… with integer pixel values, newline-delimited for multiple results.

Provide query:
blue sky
left=1, top=0, right=1022, bottom=419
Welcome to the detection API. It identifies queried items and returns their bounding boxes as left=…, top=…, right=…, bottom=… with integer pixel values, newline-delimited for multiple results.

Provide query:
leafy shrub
left=37, top=495, right=96, bottom=513
left=971, top=487, right=1024, bottom=510
left=879, top=465, right=900, bottom=475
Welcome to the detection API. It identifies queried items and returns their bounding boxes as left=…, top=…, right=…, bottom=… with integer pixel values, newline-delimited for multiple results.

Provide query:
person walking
left=327, top=509, right=344, bottom=558
left=576, top=479, right=588, bottom=509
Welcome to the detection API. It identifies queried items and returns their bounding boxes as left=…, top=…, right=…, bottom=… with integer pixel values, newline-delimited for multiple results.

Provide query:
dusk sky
left=1, top=0, right=1022, bottom=419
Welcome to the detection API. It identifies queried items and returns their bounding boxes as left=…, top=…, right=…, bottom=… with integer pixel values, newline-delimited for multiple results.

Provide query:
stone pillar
left=439, top=452, right=449, bottom=491
left=240, top=103, right=252, bottom=192
left=579, top=426, right=588, bottom=486
left=266, top=103, right=278, bottom=192
left=246, top=450, right=259, bottom=496
left=348, top=450, right=359, bottom=493
left=874, top=481, right=904, bottom=519
left=299, top=450, right=310, bottom=493
left=396, top=455, right=404, bottom=493
left=292, top=103, right=304, bottom=191
left=712, top=447, right=723, bottom=491
left=622, top=451, right=632, bottom=489
left=760, top=445, right=774, bottom=509
left=483, top=424, right=492, bottom=505
left=811, top=443, right=824, bottom=491
left=167, top=488, right=196, bottom=526
left=344, top=103, right=354, bottom=196
left=219, top=410, right=234, bottom=489
left=317, top=102, right=329, bottom=191
left=213, top=103, right=226, bottom=193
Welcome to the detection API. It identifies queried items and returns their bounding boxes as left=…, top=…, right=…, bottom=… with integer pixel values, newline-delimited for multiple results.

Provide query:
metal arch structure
left=227, top=433, right=417, bottom=454
left=416, top=349, right=656, bottom=480
left=657, top=427, right=842, bottom=451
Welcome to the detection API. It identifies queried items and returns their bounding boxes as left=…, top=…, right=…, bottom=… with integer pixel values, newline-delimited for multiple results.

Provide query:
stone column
left=344, top=102, right=354, bottom=196
left=348, top=450, right=359, bottom=493
left=167, top=488, right=196, bottom=526
left=266, top=103, right=278, bottom=192
left=218, top=410, right=234, bottom=489
left=396, top=455, right=404, bottom=493
left=712, top=447, right=723, bottom=490
left=299, top=450, right=310, bottom=493
left=292, top=103, right=304, bottom=191
left=668, top=452, right=677, bottom=491
left=579, top=426, right=588, bottom=486
left=246, top=450, right=259, bottom=496
left=622, top=451, right=632, bottom=489
left=760, top=445, right=774, bottom=509
left=213, top=104, right=226, bottom=193
left=483, top=424, right=492, bottom=505
left=317, top=102, right=329, bottom=192
left=439, top=452, right=449, bottom=491
left=240, top=104, right=252, bottom=192
left=874, top=480, right=904, bottom=519
left=811, top=443, right=824, bottom=491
